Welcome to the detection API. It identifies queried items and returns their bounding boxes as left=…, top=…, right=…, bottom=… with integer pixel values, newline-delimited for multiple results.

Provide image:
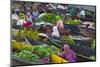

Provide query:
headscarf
left=52, top=26, right=60, bottom=37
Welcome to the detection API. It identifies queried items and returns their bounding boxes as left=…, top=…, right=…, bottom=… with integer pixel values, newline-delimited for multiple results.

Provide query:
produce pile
left=39, top=13, right=61, bottom=24
left=64, top=19, right=81, bottom=25
left=15, top=28, right=40, bottom=41
left=12, top=40, right=61, bottom=62
left=14, top=50, right=39, bottom=61
left=12, top=40, right=32, bottom=50
left=91, top=40, right=96, bottom=49
left=62, top=36, right=76, bottom=45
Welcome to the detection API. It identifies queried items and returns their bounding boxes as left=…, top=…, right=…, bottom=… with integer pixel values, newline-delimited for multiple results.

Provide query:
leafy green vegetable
left=18, top=12, right=26, bottom=19
left=86, top=11, right=94, bottom=17
left=15, top=50, right=39, bottom=61
left=15, top=28, right=40, bottom=41
left=49, top=45, right=61, bottom=54
left=62, top=36, right=76, bottom=45
left=31, top=45, right=60, bottom=57
left=91, top=40, right=96, bottom=49
left=64, top=19, right=81, bottom=25
left=27, top=29, right=40, bottom=41
left=14, top=44, right=60, bottom=62
left=39, top=13, right=61, bottom=24
left=32, top=46, right=50, bottom=57
left=89, top=56, right=96, bottom=60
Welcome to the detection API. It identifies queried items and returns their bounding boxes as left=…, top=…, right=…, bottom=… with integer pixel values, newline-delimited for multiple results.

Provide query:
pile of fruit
left=12, top=40, right=32, bottom=50
left=15, top=28, right=40, bottom=41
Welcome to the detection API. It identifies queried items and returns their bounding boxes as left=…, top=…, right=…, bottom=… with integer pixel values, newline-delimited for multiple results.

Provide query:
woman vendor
left=55, top=16, right=70, bottom=37
left=59, top=44, right=76, bottom=62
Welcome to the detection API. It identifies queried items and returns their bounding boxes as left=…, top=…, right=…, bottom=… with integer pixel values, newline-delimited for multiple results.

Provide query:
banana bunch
left=26, top=29, right=40, bottom=41
left=15, top=28, right=40, bottom=41
left=11, top=40, right=32, bottom=50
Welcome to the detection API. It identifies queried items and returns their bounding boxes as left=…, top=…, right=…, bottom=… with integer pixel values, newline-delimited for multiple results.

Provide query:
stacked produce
left=64, top=19, right=81, bottom=25
left=12, top=40, right=32, bottom=50
left=62, top=36, right=76, bottom=45
left=39, top=13, right=61, bottom=24
left=15, top=28, right=40, bottom=41
left=12, top=40, right=62, bottom=63
left=91, top=40, right=96, bottom=49
left=14, top=50, right=39, bottom=61
left=18, top=12, right=26, bottom=20
left=89, top=56, right=96, bottom=60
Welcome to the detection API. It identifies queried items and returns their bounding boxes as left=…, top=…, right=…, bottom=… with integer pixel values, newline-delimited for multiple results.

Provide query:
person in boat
left=55, top=17, right=70, bottom=36
left=32, top=8, right=39, bottom=21
left=16, top=12, right=32, bottom=27
left=59, top=44, right=76, bottom=62
left=52, top=25, right=60, bottom=38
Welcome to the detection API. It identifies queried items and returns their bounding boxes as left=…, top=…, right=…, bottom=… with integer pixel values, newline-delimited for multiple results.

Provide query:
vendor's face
left=63, top=45, right=70, bottom=51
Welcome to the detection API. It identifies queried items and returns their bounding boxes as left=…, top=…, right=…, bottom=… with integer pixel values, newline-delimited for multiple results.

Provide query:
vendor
left=56, top=19, right=64, bottom=30
left=16, top=12, right=32, bottom=27
left=52, top=25, right=60, bottom=38
left=59, top=44, right=76, bottom=62
left=32, top=8, right=39, bottom=21
left=26, top=12, right=33, bottom=23
left=55, top=16, right=65, bottom=37
left=78, top=7, right=85, bottom=19
left=56, top=18, right=70, bottom=36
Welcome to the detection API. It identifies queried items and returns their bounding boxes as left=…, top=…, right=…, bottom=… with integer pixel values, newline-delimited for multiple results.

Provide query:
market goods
left=26, top=29, right=40, bottom=41
left=89, top=56, right=96, bottom=60
left=31, top=45, right=50, bottom=57
left=64, top=19, right=81, bottom=25
left=51, top=54, right=68, bottom=63
left=31, top=45, right=61, bottom=57
left=91, top=40, right=96, bottom=49
left=11, top=1, right=96, bottom=65
left=39, top=13, right=61, bottom=24
left=18, top=12, right=26, bottom=20
left=49, top=39, right=62, bottom=48
left=13, top=43, right=62, bottom=63
left=12, top=40, right=32, bottom=50
left=62, top=36, right=76, bottom=45
left=15, top=30, right=25, bottom=37
left=15, top=28, right=40, bottom=41
left=14, top=50, right=39, bottom=61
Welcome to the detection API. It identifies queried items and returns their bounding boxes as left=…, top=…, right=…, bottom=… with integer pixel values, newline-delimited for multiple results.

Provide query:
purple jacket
left=59, top=50, right=76, bottom=62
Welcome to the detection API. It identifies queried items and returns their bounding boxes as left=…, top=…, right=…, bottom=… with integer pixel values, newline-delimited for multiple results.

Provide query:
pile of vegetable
left=14, top=50, right=39, bottom=61
left=91, top=40, right=96, bottom=49
left=12, top=40, right=32, bottom=50
left=64, top=19, right=81, bottom=25
left=62, top=36, right=76, bottom=45
left=15, top=28, right=40, bottom=41
left=89, top=56, right=96, bottom=60
left=12, top=40, right=61, bottom=62
left=18, top=12, right=26, bottom=19
left=86, top=11, right=94, bottom=17
left=39, top=13, right=61, bottom=24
